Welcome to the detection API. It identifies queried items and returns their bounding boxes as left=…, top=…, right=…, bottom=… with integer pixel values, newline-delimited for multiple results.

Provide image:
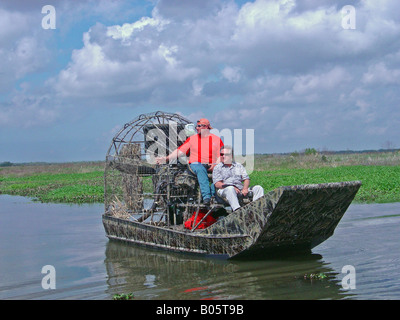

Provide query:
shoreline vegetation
left=1, top=150, right=400, bottom=204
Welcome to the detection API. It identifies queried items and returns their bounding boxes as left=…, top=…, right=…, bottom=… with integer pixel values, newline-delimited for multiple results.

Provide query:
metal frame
left=104, top=111, right=228, bottom=231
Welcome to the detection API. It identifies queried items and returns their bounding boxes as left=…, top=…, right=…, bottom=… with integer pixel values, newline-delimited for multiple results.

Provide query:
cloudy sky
left=1, top=0, right=399, bottom=162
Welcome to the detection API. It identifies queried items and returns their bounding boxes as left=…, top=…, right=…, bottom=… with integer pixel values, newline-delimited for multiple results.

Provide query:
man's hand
left=241, top=187, right=249, bottom=197
left=234, top=186, right=241, bottom=194
left=155, top=156, right=167, bottom=164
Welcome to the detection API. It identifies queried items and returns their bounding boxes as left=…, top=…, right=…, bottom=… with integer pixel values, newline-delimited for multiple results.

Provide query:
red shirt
left=178, top=133, right=224, bottom=164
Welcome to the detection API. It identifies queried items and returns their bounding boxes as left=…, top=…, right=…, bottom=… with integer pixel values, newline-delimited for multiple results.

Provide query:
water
left=0, top=194, right=399, bottom=300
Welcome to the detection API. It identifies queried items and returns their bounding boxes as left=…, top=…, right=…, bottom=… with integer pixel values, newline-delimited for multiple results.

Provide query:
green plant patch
left=39, top=184, right=104, bottom=203
left=2, top=161, right=399, bottom=204
left=112, top=293, right=134, bottom=300
left=250, top=165, right=400, bottom=203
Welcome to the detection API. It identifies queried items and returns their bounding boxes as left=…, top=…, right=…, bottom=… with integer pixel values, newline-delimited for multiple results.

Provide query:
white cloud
left=221, top=66, right=242, bottom=83
left=0, top=8, right=30, bottom=44
left=362, top=62, right=400, bottom=85
left=278, top=66, right=352, bottom=103
left=50, top=14, right=200, bottom=103
left=106, top=16, right=168, bottom=42
left=0, top=92, right=58, bottom=128
left=0, top=9, right=51, bottom=93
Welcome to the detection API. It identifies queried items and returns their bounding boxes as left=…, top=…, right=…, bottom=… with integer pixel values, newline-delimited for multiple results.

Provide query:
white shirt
left=212, top=162, right=250, bottom=190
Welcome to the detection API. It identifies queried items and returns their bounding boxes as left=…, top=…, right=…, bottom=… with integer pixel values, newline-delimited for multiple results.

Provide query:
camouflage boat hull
left=102, top=181, right=361, bottom=259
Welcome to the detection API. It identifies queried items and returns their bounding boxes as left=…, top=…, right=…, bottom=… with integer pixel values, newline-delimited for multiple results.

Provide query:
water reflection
left=103, top=241, right=354, bottom=300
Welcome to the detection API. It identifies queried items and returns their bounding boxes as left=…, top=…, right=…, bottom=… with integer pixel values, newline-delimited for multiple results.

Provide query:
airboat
left=102, top=111, right=361, bottom=259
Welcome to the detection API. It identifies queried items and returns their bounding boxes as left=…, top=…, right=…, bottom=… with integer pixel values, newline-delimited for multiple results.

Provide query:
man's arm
left=214, top=180, right=225, bottom=189
left=241, top=179, right=250, bottom=196
left=155, top=149, right=184, bottom=164
left=156, top=136, right=191, bottom=164
left=215, top=181, right=241, bottom=194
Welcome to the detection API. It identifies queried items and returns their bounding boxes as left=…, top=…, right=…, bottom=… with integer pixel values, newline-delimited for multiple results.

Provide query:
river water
left=0, top=194, right=399, bottom=300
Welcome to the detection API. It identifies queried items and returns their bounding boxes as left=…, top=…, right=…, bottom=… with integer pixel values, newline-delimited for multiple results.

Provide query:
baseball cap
left=197, top=118, right=212, bottom=129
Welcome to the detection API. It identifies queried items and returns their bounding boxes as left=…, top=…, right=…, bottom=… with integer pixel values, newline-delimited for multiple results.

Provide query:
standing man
left=156, top=118, right=223, bottom=205
left=213, top=145, right=264, bottom=211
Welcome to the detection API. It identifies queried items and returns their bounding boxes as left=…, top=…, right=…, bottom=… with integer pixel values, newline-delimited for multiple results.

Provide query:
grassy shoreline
left=0, top=162, right=105, bottom=204
left=1, top=152, right=400, bottom=204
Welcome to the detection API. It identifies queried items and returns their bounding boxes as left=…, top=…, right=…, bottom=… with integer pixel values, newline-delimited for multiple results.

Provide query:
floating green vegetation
left=0, top=170, right=104, bottom=204
left=250, top=165, right=400, bottom=204
left=112, top=293, right=134, bottom=300
left=1, top=153, right=400, bottom=204
left=302, top=273, right=328, bottom=280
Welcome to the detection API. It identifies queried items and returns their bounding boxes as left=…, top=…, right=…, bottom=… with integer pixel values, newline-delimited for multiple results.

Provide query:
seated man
left=212, top=145, right=264, bottom=211
left=155, top=118, right=223, bottom=205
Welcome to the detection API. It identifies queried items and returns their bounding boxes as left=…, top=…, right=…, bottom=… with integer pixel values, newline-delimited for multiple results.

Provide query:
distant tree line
left=0, top=161, right=13, bottom=167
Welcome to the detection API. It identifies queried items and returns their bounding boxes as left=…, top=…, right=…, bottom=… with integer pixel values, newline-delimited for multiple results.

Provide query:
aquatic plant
left=303, top=273, right=327, bottom=280
left=250, top=165, right=400, bottom=203
left=1, top=152, right=400, bottom=204
left=112, top=293, right=134, bottom=300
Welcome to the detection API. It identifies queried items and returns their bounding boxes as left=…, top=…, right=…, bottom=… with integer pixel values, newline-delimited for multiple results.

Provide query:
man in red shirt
left=156, top=118, right=223, bottom=205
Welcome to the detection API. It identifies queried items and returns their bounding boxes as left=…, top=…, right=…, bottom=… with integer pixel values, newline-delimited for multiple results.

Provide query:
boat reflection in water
left=103, top=241, right=355, bottom=300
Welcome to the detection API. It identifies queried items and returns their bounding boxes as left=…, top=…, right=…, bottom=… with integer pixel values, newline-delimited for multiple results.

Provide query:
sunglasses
left=196, top=124, right=208, bottom=127
left=220, top=153, right=232, bottom=156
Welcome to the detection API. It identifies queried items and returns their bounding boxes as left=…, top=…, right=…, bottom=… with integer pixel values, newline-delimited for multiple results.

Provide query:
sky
left=1, top=0, right=399, bottom=163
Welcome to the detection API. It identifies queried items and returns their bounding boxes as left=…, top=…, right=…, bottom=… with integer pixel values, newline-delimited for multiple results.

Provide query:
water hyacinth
left=1, top=151, right=400, bottom=204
